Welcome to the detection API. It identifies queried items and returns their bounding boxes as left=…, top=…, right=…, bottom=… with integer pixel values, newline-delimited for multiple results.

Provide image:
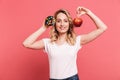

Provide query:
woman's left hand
left=76, top=6, right=91, bottom=17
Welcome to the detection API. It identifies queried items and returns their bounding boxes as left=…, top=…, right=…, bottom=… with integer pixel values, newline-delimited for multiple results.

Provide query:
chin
left=58, top=30, right=67, bottom=34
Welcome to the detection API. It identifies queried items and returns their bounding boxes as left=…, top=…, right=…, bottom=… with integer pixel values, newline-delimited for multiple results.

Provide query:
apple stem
left=76, top=13, right=82, bottom=18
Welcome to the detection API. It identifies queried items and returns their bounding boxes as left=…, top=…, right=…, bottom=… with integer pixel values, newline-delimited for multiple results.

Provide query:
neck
left=58, top=33, right=67, bottom=41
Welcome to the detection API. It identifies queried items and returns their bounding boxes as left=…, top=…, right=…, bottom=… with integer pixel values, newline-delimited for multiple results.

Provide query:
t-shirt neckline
left=53, top=42, right=67, bottom=47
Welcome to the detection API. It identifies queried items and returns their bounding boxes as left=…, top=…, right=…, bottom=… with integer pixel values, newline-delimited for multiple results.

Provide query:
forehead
left=56, top=13, right=68, bottom=19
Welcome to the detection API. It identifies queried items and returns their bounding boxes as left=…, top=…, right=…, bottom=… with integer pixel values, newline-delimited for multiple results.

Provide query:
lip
left=59, top=27, right=66, bottom=30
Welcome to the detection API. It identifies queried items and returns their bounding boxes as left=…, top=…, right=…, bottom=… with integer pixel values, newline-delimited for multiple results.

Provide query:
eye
left=64, top=20, right=69, bottom=23
left=56, top=19, right=61, bottom=23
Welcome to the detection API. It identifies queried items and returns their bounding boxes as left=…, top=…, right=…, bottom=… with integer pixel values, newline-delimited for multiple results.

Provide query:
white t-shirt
left=42, top=36, right=82, bottom=79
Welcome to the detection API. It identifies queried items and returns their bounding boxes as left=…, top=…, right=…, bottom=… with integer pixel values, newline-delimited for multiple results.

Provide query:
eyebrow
left=56, top=18, right=68, bottom=20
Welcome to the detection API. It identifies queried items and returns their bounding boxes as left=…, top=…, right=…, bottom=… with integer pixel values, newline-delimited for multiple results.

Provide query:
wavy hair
left=50, top=9, right=76, bottom=45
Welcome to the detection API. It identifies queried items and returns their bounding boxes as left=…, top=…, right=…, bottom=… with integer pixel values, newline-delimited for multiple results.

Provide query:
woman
left=23, top=6, right=107, bottom=80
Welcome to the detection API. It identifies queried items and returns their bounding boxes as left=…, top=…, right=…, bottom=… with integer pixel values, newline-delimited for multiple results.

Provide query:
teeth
left=60, top=27, right=65, bottom=30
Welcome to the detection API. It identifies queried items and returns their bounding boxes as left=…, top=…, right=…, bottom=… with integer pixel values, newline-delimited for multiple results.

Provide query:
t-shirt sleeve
left=42, top=38, right=50, bottom=53
left=76, top=35, right=82, bottom=50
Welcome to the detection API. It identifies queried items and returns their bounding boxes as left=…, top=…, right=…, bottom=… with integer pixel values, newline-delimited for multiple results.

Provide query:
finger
left=76, top=7, right=80, bottom=14
left=77, top=12, right=85, bottom=17
left=76, top=7, right=81, bottom=13
left=76, top=12, right=81, bottom=16
left=77, top=6, right=85, bottom=13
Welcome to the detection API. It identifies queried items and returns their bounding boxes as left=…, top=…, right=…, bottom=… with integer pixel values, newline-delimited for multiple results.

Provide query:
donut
left=45, top=16, right=55, bottom=26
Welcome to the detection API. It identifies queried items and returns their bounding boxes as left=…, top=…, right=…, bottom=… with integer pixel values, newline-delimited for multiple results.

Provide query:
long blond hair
left=50, top=9, right=76, bottom=45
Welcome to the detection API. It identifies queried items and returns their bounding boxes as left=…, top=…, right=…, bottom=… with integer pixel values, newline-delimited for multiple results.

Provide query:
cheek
left=55, top=23, right=60, bottom=27
left=66, top=23, right=70, bottom=29
left=55, top=25, right=60, bottom=31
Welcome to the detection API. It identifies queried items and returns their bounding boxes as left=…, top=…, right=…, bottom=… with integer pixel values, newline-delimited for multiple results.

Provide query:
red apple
left=73, top=18, right=83, bottom=27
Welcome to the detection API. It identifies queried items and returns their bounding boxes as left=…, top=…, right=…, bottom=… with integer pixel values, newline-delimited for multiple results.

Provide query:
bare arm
left=23, top=25, right=47, bottom=49
left=77, top=7, right=108, bottom=45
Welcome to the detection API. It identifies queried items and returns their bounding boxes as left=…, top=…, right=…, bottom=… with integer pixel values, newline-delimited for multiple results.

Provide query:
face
left=55, top=13, right=69, bottom=34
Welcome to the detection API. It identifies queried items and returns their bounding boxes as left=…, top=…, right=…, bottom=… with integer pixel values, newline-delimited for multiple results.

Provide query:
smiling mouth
left=59, top=27, right=66, bottom=30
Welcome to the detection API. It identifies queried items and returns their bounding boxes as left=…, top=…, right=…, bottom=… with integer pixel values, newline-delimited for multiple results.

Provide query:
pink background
left=0, top=0, right=120, bottom=80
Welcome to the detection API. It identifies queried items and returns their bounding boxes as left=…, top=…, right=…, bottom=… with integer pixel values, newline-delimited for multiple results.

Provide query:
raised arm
left=77, top=7, right=108, bottom=45
left=23, top=23, right=47, bottom=49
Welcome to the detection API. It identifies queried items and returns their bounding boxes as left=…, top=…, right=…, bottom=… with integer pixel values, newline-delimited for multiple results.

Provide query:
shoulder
left=76, top=35, right=82, bottom=41
left=76, top=35, right=82, bottom=46
left=73, top=35, right=82, bottom=50
left=42, top=38, right=50, bottom=41
left=42, top=38, right=51, bottom=44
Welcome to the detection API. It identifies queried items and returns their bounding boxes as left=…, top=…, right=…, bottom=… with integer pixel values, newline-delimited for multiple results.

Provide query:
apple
left=73, top=18, right=83, bottom=27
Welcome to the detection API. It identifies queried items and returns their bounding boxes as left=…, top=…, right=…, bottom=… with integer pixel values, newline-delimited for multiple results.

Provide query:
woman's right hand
left=42, top=20, right=49, bottom=30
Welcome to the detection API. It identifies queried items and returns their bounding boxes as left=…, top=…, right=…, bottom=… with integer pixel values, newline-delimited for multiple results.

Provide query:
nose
left=60, top=21, right=64, bottom=26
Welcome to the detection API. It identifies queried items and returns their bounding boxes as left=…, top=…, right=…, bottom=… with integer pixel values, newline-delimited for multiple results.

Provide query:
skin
left=23, top=6, right=107, bottom=49
left=56, top=13, right=69, bottom=34
left=54, top=13, right=70, bottom=45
